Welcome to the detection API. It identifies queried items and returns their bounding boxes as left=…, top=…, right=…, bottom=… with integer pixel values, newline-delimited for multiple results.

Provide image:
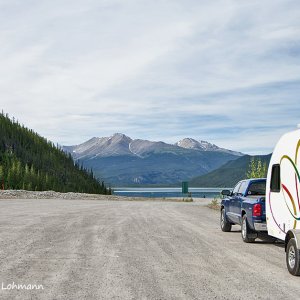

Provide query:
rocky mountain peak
left=111, top=133, right=131, bottom=139
left=175, top=138, right=219, bottom=151
left=109, top=133, right=132, bottom=144
left=64, top=134, right=243, bottom=160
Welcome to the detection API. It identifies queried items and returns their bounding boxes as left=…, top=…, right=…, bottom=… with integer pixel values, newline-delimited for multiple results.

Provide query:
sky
left=0, top=0, right=300, bottom=155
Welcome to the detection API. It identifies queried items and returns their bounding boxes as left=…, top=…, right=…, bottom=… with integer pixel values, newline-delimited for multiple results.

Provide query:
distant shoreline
left=113, top=187, right=224, bottom=199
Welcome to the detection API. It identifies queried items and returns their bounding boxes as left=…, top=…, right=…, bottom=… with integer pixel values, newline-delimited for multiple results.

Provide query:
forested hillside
left=0, top=112, right=109, bottom=194
left=189, top=154, right=272, bottom=187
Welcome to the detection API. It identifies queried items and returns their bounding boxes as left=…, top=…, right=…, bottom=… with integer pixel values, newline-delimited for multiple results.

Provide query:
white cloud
left=0, top=0, right=300, bottom=154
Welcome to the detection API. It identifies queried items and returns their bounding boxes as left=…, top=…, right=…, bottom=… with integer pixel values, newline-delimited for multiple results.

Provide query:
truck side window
left=238, top=181, right=248, bottom=196
left=270, top=164, right=280, bottom=192
left=232, top=182, right=242, bottom=195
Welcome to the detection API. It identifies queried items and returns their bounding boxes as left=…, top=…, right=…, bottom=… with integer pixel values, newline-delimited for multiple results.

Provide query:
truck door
left=228, top=182, right=242, bottom=223
left=233, top=181, right=248, bottom=224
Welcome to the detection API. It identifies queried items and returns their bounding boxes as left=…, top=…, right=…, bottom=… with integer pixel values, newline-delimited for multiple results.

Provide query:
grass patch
left=182, top=197, right=193, bottom=202
left=182, top=192, right=193, bottom=202
left=207, top=197, right=221, bottom=210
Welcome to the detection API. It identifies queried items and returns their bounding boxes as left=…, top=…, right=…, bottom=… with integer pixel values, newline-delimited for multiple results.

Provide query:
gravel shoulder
left=0, top=195, right=298, bottom=300
left=0, top=190, right=196, bottom=202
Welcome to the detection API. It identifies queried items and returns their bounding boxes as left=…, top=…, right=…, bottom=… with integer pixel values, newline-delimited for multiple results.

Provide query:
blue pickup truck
left=220, top=178, right=267, bottom=243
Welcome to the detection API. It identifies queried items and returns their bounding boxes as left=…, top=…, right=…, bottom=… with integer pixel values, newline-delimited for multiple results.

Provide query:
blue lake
left=113, top=187, right=225, bottom=198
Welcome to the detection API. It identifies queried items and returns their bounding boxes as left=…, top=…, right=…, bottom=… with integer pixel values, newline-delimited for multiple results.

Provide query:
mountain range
left=63, top=134, right=243, bottom=186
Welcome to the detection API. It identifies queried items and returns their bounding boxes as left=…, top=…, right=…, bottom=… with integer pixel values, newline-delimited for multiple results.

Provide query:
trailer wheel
left=220, top=208, right=231, bottom=232
left=286, top=238, right=300, bottom=276
left=241, top=214, right=256, bottom=243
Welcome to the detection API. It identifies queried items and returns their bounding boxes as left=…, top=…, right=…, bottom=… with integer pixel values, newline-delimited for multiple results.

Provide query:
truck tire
left=286, top=238, right=300, bottom=276
left=220, top=208, right=232, bottom=232
left=241, top=214, right=256, bottom=243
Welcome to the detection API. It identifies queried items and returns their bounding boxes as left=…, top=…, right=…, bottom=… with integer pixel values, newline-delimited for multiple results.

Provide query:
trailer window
left=270, top=164, right=280, bottom=192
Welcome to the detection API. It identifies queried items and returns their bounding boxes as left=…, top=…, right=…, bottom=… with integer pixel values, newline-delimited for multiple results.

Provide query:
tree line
left=0, top=112, right=110, bottom=194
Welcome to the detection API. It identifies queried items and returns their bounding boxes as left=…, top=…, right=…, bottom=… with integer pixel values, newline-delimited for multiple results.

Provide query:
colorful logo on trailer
left=269, top=140, right=300, bottom=232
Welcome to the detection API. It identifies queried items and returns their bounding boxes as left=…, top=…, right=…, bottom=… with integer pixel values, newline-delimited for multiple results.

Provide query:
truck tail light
left=253, top=204, right=262, bottom=217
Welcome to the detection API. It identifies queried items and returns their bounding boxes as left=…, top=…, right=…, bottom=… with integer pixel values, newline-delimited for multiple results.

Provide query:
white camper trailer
left=266, top=126, right=300, bottom=275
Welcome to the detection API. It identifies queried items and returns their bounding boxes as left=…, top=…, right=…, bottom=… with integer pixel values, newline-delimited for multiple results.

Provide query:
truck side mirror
left=221, top=189, right=231, bottom=196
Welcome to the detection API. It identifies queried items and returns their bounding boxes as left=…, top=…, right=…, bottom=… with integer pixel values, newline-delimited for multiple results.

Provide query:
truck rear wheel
left=241, top=214, right=256, bottom=243
left=220, top=208, right=232, bottom=232
left=286, top=238, right=300, bottom=276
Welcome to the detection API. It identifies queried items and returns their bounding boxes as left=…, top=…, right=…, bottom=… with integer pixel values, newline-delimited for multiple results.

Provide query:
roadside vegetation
left=182, top=197, right=193, bottom=202
left=0, top=112, right=110, bottom=194
left=246, top=158, right=268, bottom=178
left=207, top=197, right=221, bottom=210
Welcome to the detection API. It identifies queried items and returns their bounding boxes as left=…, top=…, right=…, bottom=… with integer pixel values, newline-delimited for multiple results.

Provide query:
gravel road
left=0, top=197, right=299, bottom=300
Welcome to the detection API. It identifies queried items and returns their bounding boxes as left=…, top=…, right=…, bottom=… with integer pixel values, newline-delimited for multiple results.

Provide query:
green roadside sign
left=182, top=181, right=188, bottom=194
